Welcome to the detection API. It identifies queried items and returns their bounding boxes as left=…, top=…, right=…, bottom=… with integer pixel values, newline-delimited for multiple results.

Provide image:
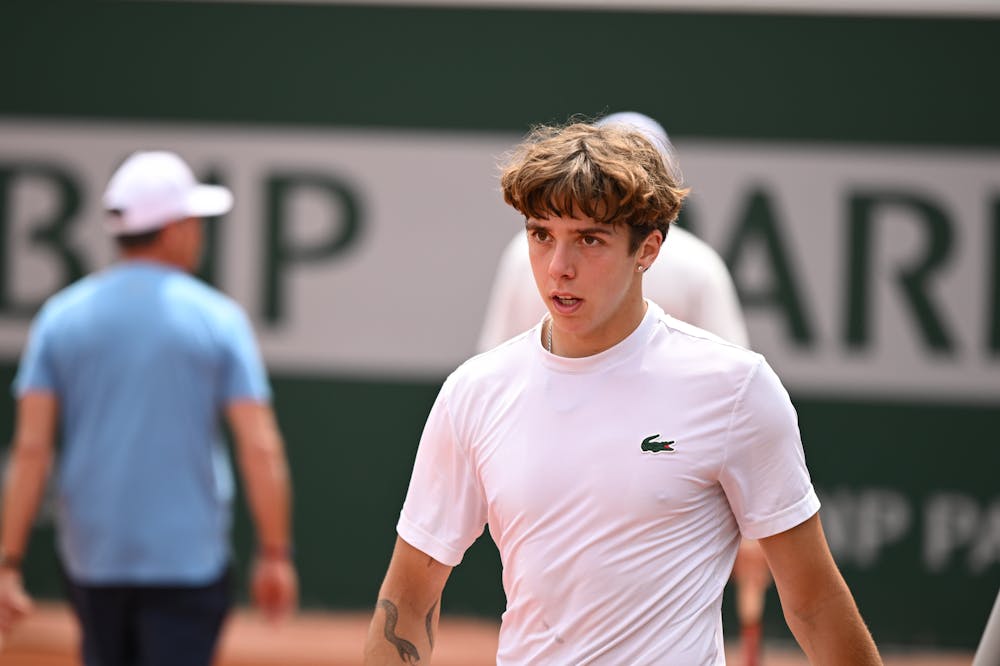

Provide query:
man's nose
left=548, top=241, right=576, bottom=280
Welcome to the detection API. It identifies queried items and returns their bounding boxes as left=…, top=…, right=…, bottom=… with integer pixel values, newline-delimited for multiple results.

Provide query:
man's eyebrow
left=574, top=226, right=613, bottom=236
left=524, top=221, right=614, bottom=236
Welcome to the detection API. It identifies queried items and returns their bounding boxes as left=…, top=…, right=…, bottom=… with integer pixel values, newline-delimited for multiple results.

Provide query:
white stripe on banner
left=0, top=119, right=997, bottom=402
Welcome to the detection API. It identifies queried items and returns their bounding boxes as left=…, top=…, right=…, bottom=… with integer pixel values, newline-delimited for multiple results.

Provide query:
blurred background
left=1, top=0, right=998, bottom=655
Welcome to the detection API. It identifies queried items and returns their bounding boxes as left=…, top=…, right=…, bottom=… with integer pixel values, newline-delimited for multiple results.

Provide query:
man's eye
left=531, top=230, right=549, bottom=242
left=582, top=236, right=600, bottom=246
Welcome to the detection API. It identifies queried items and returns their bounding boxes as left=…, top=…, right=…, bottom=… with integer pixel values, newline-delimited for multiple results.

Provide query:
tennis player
left=364, top=121, right=881, bottom=665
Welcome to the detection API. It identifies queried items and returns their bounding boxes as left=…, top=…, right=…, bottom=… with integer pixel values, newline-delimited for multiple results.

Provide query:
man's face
left=526, top=214, right=660, bottom=357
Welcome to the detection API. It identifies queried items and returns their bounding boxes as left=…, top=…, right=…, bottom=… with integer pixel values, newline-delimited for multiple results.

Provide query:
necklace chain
left=546, top=317, right=553, bottom=353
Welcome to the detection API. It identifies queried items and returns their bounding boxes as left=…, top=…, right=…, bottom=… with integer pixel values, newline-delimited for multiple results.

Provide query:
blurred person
left=0, top=151, right=297, bottom=665
left=365, top=120, right=881, bottom=665
left=477, top=111, right=771, bottom=666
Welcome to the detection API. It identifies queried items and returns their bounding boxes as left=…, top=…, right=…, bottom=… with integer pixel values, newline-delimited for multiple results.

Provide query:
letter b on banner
left=0, top=162, right=86, bottom=315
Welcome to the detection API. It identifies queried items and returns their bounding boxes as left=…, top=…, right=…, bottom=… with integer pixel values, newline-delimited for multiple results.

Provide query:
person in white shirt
left=477, top=112, right=770, bottom=665
left=364, top=120, right=881, bottom=665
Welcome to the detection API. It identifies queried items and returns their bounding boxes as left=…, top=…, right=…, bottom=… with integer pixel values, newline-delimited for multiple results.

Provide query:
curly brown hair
left=500, top=121, right=690, bottom=253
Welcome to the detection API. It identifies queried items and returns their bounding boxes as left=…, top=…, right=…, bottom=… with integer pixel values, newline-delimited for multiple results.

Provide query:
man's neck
left=119, top=247, right=181, bottom=269
left=550, top=298, right=648, bottom=358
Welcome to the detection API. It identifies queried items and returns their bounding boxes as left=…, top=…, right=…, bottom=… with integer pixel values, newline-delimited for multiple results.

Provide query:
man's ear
left=637, top=228, right=664, bottom=268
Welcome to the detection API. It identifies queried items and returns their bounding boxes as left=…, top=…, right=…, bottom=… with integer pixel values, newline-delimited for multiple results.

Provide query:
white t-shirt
left=399, top=302, right=819, bottom=665
left=477, top=226, right=749, bottom=352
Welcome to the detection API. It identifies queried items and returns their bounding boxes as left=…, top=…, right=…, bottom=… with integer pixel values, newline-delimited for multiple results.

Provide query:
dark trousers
left=62, top=567, right=232, bottom=666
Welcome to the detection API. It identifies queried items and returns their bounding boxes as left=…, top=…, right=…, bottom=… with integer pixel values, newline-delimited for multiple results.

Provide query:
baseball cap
left=102, top=151, right=233, bottom=236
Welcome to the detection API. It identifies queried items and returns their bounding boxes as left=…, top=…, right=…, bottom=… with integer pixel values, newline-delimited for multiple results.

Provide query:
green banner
left=1, top=1, right=998, bottom=650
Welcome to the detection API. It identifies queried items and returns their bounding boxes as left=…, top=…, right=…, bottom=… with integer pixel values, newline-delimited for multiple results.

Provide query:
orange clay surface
left=0, top=603, right=974, bottom=666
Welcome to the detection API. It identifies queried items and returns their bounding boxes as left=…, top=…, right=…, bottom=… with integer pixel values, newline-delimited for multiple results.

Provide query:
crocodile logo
left=641, top=434, right=675, bottom=453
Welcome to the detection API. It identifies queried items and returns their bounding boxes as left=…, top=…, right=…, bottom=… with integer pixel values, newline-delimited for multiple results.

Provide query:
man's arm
left=759, top=513, right=882, bottom=665
left=365, top=537, right=453, bottom=665
left=0, top=393, right=58, bottom=639
left=226, top=400, right=297, bottom=622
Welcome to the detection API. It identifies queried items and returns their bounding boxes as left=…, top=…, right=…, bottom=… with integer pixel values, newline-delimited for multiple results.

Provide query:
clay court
left=0, top=602, right=974, bottom=666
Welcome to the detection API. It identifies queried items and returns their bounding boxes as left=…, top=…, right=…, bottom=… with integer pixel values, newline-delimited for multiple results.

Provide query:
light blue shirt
left=14, top=261, right=271, bottom=585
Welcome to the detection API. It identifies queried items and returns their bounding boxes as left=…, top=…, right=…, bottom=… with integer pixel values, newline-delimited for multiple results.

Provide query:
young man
left=478, top=112, right=748, bottom=351
left=477, top=111, right=770, bottom=666
left=0, top=151, right=297, bottom=665
left=364, top=122, right=882, bottom=664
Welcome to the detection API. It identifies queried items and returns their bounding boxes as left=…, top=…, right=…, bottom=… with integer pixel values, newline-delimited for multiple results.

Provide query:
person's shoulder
left=660, top=226, right=729, bottom=270
left=652, top=226, right=740, bottom=302
left=169, top=273, right=245, bottom=314
left=649, top=313, right=772, bottom=407
left=653, top=304, right=737, bottom=345
left=665, top=225, right=715, bottom=252
left=35, top=272, right=105, bottom=322
left=652, top=309, right=760, bottom=371
left=158, top=274, right=257, bottom=343
left=448, top=328, right=536, bottom=390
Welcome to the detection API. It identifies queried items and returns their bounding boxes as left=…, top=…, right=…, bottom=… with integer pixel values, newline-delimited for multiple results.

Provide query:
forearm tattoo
left=377, top=599, right=421, bottom=663
left=425, top=601, right=437, bottom=649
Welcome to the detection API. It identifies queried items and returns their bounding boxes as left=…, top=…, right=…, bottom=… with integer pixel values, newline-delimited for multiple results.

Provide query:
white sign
left=0, top=120, right=520, bottom=377
left=680, top=141, right=1000, bottom=403
left=820, top=486, right=1000, bottom=574
left=1, top=120, right=997, bottom=402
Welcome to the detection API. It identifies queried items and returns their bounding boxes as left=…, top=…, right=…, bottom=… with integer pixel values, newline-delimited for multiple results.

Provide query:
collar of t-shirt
left=536, top=299, right=662, bottom=375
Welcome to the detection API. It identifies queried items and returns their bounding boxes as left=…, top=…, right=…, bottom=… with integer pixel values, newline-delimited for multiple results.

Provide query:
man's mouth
left=551, top=295, right=582, bottom=312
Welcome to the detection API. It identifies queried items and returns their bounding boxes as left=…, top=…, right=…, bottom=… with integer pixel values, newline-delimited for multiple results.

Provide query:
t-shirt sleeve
left=719, top=358, right=820, bottom=540
left=12, top=306, right=58, bottom=397
left=220, top=306, right=271, bottom=404
left=397, top=385, right=488, bottom=567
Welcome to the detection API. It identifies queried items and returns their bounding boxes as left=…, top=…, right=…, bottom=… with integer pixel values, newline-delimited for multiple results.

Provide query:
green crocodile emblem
left=641, top=434, right=675, bottom=453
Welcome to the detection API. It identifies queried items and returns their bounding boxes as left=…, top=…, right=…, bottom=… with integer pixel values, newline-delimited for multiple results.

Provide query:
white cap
left=596, top=111, right=682, bottom=180
left=102, top=151, right=233, bottom=236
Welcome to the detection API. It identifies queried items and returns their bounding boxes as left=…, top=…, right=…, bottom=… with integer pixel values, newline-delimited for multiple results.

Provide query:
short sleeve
left=12, top=306, right=58, bottom=397
left=397, top=385, right=488, bottom=566
left=220, top=305, right=271, bottom=404
left=719, top=359, right=820, bottom=539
